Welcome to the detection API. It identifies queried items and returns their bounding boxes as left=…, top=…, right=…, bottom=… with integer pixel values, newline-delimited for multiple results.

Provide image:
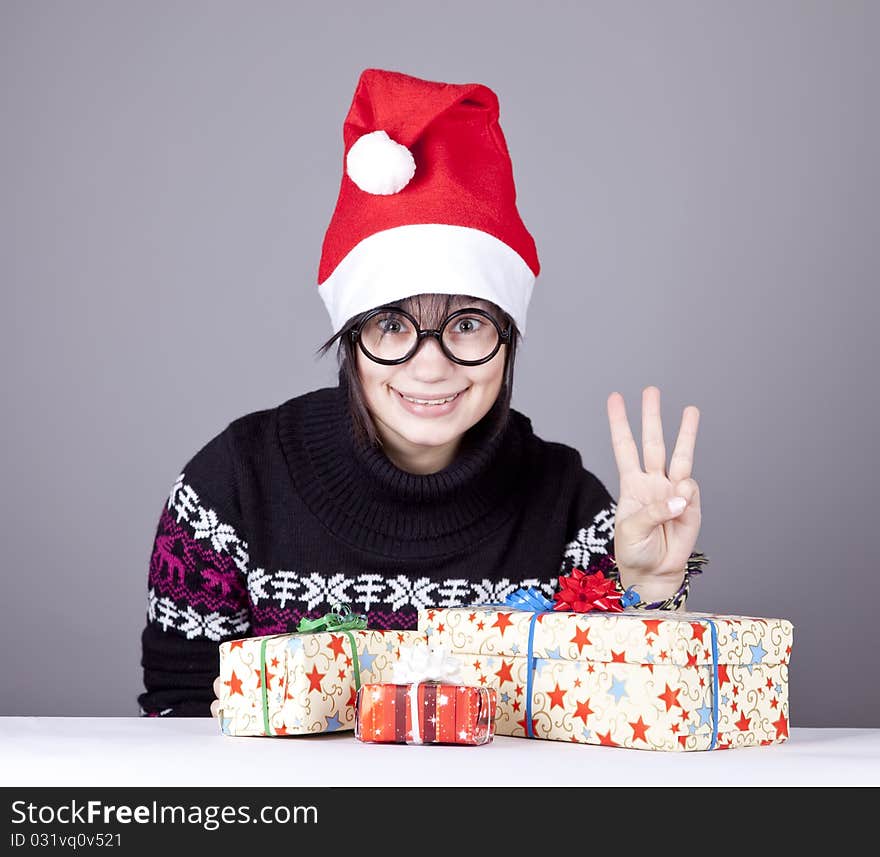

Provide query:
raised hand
left=606, top=386, right=702, bottom=602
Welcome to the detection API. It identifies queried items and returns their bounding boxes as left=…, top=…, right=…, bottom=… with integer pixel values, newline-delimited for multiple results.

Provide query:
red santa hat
left=317, top=68, right=540, bottom=335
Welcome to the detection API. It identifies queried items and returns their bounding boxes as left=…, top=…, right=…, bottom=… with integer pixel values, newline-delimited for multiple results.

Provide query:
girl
left=137, top=68, right=705, bottom=718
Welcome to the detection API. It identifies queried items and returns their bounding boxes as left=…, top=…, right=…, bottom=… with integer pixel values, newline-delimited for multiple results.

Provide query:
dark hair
left=314, top=293, right=521, bottom=450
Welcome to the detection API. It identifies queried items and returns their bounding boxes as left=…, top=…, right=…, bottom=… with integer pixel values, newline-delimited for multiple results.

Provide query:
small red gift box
left=354, top=682, right=496, bottom=745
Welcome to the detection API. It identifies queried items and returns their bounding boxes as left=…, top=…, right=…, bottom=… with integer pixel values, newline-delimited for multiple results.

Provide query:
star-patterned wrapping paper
left=217, top=629, right=426, bottom=736
left=419, top=608, right=793, bottom=751
left=354, top=682, right=497, bottom=745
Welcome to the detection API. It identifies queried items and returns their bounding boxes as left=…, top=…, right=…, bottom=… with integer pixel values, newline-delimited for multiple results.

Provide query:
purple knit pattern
left=250, top=604, right=418, bottom=636
left=148, top=507, right=247, bottom=612
left=586, top=553, right=616, bottom=577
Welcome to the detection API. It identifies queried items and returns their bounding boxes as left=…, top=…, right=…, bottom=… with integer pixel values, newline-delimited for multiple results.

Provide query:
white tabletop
left=2, top=718, right=878, bottom=787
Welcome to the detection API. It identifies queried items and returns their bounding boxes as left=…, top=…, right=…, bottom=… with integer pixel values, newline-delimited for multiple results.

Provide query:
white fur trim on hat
left=346, top=130, right=416, bottom=195
left=318, top=223, right=535, bottom=335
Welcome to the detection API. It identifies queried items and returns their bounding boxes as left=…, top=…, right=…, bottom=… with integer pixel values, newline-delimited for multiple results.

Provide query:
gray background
left=2, top=1, right=877, bottom=726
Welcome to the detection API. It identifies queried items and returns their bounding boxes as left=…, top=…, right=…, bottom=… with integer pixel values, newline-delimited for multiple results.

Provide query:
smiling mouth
left=390, top=386, right=468, bottom=406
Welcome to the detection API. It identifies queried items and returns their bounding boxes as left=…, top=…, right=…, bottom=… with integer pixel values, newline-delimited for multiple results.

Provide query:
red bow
left=553, top=567, right=625, bottom=613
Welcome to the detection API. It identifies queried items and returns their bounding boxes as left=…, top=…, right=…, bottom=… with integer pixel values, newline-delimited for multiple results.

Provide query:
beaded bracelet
left=609, top=550, right=709, bottom=611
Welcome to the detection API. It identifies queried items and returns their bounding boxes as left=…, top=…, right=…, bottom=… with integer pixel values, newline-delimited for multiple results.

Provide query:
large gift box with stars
left=216, top=628, right=425, bottom=736
left=419, top=607, right=793, bottom=751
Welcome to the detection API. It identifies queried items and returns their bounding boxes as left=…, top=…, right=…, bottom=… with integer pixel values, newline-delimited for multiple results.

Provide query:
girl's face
left=355, top=294, right=507, bottom=472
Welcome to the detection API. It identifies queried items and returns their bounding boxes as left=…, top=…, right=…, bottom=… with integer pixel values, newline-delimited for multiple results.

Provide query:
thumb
left=620, top=495, right=689, bottom=543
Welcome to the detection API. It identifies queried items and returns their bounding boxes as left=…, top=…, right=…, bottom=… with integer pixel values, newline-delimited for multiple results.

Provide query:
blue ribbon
left=706, top=618, right=719, bottom=750
left=525, top=611, right=555, bottom=738
left=501, top=587, right=554, bottom=612
left=498, top=588, right=554, bottom=739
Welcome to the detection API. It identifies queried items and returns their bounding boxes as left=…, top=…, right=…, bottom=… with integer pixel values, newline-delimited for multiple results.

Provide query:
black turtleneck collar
left=276, top=381, right=535, bottom=558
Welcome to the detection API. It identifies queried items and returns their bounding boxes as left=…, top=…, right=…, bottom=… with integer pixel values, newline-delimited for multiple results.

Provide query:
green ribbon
left=259, top=605, right=368, bottom=736
left=295, top=604, right=368, bottom=634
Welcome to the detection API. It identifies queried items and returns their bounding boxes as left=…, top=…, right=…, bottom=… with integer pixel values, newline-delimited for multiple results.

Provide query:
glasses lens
left=441, top=312, right=500, bottom=362
left=359, top=311, right=418, bottom=362
left=358, top=309, right=501, bottom=363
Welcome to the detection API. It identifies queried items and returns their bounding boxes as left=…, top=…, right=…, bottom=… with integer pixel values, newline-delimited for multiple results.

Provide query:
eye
left=370, top=312, right=403, bottom=332
left=450, top=317, right=483, bottom=334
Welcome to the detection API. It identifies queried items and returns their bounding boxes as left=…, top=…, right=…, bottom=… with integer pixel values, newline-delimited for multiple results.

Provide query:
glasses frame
left=350, top=305, right=511, bottom=367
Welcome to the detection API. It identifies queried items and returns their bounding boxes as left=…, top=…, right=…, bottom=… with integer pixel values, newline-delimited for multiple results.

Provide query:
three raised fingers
left=608, top=388, right=699, bottom=481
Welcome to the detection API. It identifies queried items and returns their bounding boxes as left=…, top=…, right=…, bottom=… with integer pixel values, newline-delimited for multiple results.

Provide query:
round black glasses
left=350, top=305, right=511, bottom=366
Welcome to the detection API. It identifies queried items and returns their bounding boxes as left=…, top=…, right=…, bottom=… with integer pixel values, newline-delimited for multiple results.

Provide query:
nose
left=407, top=333, right=455, bottom=379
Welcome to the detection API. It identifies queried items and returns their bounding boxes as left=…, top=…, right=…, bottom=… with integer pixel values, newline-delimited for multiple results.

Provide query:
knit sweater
left=137, top=381, right=699, bottom=717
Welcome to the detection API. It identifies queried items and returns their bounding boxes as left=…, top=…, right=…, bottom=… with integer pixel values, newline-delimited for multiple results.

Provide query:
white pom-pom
left=346, top=130, right=416, bottom=195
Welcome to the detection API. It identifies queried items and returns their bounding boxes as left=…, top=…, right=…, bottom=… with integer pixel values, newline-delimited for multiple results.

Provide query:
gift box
left=419, top=604, right=793, bottom=751
left=354, top=682, right=496, bottom=745
left=217, top=622, right=426, bottom=736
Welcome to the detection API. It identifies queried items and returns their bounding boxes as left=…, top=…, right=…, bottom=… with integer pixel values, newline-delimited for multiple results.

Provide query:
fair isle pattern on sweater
left=147, top=476, right=252, bottom=641
left=562, top=502, right=616, bottom=569
left=148, top=473, right=619, bottom=642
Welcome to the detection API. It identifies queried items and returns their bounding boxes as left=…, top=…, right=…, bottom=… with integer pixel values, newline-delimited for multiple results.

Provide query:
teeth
left=399, top=391, right=460, bottom=406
